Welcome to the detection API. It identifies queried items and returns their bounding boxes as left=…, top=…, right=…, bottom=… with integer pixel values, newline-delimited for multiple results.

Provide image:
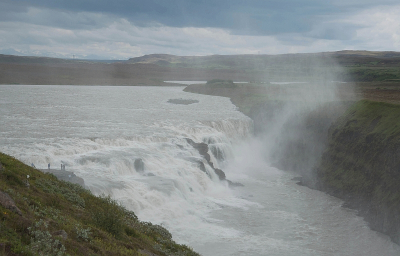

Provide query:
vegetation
left=0, top=152, right=199, bottom=256
left=318, top=100, right=400, bottom=194
left=344, top=67, right=400, bottom=82
left=316, top=100, right=400, bottom=243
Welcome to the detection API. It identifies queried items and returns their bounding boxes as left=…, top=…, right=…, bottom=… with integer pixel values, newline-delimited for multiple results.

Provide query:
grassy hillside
left=315, top=100, right=400, bottom=243
left=318, top=100, right=400, bottom=196
left=0, top=153, right=199, bottom=256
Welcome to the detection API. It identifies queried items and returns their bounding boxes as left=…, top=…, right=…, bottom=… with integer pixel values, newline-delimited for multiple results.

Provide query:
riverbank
left=313, top=100, right=400, bottom=244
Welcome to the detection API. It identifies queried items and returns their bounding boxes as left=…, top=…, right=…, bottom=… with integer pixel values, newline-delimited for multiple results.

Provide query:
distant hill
left=1, top=51, right=400, bottom=84
left=3, top=50, right=400, bottom=66
left=127, top=51, right=400, bottom=82
left=0, top=54, right=122, bottom=64
left=334, top=50, right=400, bottom=58
left=127, top=51, right=400, bottom=70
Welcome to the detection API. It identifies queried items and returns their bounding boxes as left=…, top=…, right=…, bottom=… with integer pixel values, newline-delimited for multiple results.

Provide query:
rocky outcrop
left=40, top=169, right=85, bottom=187
left=185, top=138, right=225, bottom=180
left=167, top=99, right=199, bottom=105
left=185, top=138, right=242, bottom=186
left=134, top=158, right=145, bottom=172
left=247, top=99, right=400, bottom=244
left=52, top=230, right=68, bottom=240
left=0, top=190, right=22, bottom=216
left=312, top=100, right=400, bottom=244
left=209, top=145, right=225, bottom=161
left=246, top=100, right=350, bottom=185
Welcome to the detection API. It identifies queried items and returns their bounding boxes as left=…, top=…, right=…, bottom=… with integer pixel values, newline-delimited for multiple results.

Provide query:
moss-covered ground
left=343, top=100, right=400, bottom=136
left=0, top=152, right=199, bottom=256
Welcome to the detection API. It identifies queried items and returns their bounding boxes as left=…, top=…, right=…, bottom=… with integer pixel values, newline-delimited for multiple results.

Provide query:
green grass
left=345, top=67, right=400, bottom=82
left=0, top=152, right=200, bottom=256
left=318, top=100, right=400, bottom=207
left=339, top=100, right=400, bottom=137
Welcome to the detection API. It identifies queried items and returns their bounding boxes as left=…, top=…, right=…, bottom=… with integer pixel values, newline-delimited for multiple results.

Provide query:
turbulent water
left=1, top=85, right=400, bottom=256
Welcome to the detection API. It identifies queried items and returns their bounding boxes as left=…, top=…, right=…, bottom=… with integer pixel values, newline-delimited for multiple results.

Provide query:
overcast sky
left=1, top=0, right=400, bottom=59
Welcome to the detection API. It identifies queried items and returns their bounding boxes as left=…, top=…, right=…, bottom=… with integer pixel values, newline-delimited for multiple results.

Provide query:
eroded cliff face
left=249, top=101, right=346, bottom=176
left=241, top=97, right=400, bottom=244
left=314, top=100, right=400, bottom=244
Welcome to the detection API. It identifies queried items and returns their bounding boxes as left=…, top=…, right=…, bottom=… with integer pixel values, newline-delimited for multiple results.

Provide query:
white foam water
left=0, top=85, right=253, bottom=245
left=1, top=85, right=400, bottom=255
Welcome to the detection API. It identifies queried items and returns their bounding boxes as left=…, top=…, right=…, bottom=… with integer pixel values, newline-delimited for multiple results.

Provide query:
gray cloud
left=1, top=1, right=400, bottom=59
left=3, top=0, right=399, bottom=38
left=0, top=3, right=114, bottom=30
left=0, top=0, right=374, bottom=36
left=306, top=22, right=362, bottom=40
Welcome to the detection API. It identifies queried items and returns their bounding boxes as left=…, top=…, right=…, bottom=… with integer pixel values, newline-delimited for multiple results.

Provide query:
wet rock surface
left=185, top=138, right=243, bottom=186
left=0, top=190, right=22, bottom=216
left=167, top=98, right=199, bottom=105
left=134, top=158, right=145, bottom=172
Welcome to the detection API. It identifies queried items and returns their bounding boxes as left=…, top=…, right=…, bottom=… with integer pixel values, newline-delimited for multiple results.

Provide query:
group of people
left=31, top=163, right=66, bottom=170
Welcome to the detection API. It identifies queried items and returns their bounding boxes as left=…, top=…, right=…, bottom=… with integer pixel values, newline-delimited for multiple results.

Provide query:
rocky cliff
left=248, top=99, right=400, bottom=244
left=313, top=100, right=400, bottom=244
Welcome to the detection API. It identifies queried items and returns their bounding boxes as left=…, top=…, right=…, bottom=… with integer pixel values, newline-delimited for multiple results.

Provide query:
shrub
left=28, top=219, right=66, bottom=256
left=124, top=227, right=138, bottom=238
left=75, top=224, right=91, bottom=242
left=91, top=195, right=124, bottom=237
left=122, top=208, right=138, bottom=226
left=140, top=222, right=172, bottom=240
left=35, top=178, right=85, bottom=208
left=30, top=205, right=65, bottom=223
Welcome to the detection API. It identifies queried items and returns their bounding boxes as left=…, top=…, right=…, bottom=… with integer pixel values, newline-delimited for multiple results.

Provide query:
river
left=0, top=85, right=399, bottom=255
